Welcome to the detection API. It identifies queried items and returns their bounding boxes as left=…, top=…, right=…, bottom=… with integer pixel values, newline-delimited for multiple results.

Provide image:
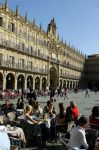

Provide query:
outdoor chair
left=54, top=121, right=74, bottom=143
left=89, top=123, right=99, bottom=131
left=86, top=128, right=99, bottom=150
left=19, top=119, right=42, bottom=145
left=9, top=136, right=21, bottom=150
left=60, top=137, right=86, bottom=150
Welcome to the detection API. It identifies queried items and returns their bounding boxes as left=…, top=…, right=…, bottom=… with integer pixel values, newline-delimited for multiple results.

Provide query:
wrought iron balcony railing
left=0, top=60, right=48, bottom=74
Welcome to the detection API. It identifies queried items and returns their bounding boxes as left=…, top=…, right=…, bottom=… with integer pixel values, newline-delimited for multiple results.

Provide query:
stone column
left=24, top=75, right=27, bottom=90
left=32, top=76, right=35, bottom=90
left=40, top=76, right=42, bottom=91
left=33, top=75, right=36, bottom=90
left=3, top=71, right=7, bottom=90
left=47, top=69, right=50, bottom=89
left=66, top=80, right=67, bottom=88
left=15, top=76, right=17, bottom=90
left=68, top=80, right=70, bottom=89
left=15, top=73, right=18, bottom=90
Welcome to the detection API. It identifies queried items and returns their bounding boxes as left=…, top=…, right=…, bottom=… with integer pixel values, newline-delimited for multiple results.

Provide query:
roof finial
left=40, top=23, right=42, bottom=30
left=65, top=40, right=67, bottom=46
left=58, top=34, right=59, bottom=40
left=33, top=18, right=36, bottom=26
left=5, top=0, right=8, bottom=10
left=25, top=12, right=28, bottom=21
left=53, top=17, right=55, bottom=22
left=16, top=5, right=19, bottom=17
left=61, top=37, right=63, bottom=43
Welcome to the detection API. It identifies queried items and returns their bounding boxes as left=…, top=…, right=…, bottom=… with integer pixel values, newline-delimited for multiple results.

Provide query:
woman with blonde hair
left=24, top=105, right=40, bottom=124
left=24, top=105, right=50, bottom=145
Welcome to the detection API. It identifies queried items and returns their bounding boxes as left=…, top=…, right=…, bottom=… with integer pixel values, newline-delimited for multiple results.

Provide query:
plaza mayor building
left=0, top=1, right=86, bottom=91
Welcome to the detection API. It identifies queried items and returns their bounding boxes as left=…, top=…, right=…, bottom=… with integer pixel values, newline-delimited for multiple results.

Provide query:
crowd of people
left=0, top=88, right=99, bottom=149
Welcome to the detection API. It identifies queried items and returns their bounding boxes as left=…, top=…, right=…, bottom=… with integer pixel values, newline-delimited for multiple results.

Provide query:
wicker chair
left=9, top=136, right=21, bottom=150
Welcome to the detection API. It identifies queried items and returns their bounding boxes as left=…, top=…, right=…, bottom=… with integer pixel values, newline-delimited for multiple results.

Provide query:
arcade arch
left=35, top=77, right=40, bottom=90
left=6, top=73, right=15, bottom=90
left=50, top=66, right=58, bottom=89
left=17, top=74, right=25, bottom=90
left=42, top=77, right=46, bottom=92
left=63, top=80, right=66, bottom=88
left=59, top=79, right=62, bottom=88
left=27, top=75, right=33, bottom=90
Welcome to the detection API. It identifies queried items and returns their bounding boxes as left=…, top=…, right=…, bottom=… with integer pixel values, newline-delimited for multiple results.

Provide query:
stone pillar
left=33, top=76, right=35, bottom=90
left=3, top=71, right=7, bottom=90
left=24, top=75, right=27, bottom=90
left=40, top=76, right=42, bottom=91
left=47, top=70, right=50, bottom=89
left=15, top=73, right=18, bottom=90
left=68, top=80, right=70, bottom=89
left=33, top=75, right=36, bottom=90
left=66, top=80, right=67, bottom=88
left=15, top=76, right=17, bottom=90
left=3, top=77, right=6, bottom=90
left=62, top=79, right=63, bottom=88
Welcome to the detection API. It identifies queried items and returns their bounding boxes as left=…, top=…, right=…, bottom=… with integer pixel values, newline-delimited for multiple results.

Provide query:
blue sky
left=0, top=0, right=99, bottom=55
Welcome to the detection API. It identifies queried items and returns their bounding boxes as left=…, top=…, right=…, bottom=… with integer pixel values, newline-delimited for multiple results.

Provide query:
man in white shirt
left=0, top=116, right=10, bottom=150
left=69, top=116, right=89, bottom=150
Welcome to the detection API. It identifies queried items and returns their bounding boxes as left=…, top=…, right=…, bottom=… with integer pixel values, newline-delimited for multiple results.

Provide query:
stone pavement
left=37, top=90, right=99, bottom=117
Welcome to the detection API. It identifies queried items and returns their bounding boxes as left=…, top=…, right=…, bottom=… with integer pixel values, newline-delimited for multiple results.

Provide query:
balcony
left=0, top=38, right=50, bottom=62
left=61, top=73, right=80, bottom=79
left=0, top=60, right=48, bottom=74
left=59, top=60, right=82, bottom=71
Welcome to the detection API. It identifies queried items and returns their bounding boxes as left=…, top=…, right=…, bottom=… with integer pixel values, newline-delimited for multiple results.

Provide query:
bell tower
left=47, top=17, right=57, bottom=37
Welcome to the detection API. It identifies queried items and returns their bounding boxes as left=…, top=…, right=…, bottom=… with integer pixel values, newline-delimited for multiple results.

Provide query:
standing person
left=57, top=87, right=61, bottom=97
left=61, top=88, right=64, bottom=97
left=50, top=87, right=55, bottom=100
left=16, top=98, right=24, bottom=109
left=69, top=116, right=89, bottom=150
left=85, top=88, right=89, bottom=98
left=64, top=87, right=68, bottom=100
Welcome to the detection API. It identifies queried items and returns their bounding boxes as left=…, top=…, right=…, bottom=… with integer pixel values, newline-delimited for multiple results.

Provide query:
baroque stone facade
left=0, top=1, right=86, bottom=91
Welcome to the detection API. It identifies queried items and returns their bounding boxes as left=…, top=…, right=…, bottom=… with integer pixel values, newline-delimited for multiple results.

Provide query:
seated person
left=24, top=105, right=41, bottom=124
left=0, top=115, right=10, bottom=150
left=65, top=106, right=74, bottom=123
left=1, top=100, right=12, bottom=115
left=50, top=103, right=66, bottom=140
left=43, top=100, right=56, bottom=118
left=55, top=103, right=66, bottom=125
left=24, top=105, right=50, bottom=145
left=89, top=106, right=99, bottom=125
left=16, top=98, right=24, bottom=109
left=69, top=116, right=89, bottom=150
left=33, top=101, right=43, bottom=118
left=70, top=101, right=80, bottom=120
